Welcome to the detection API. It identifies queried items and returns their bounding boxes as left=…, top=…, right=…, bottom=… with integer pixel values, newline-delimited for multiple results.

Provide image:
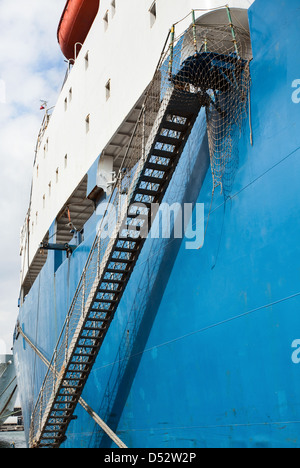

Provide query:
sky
left=0, top=0, right=66, bottom=352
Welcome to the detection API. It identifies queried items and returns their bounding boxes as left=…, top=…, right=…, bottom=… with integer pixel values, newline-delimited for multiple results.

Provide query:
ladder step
left=135, top=188, right=160, bottom=197
left=151, top=148, right=176, bottom=158
left=77, top=340, right=100, bottom=348
left=126, top=212, right=149, bottom=220
left=105, top=268, right=129, bottom=274
left=62, top=379, right=84, bottom=386
left=60, top=384, right=84, bottom=389
left=89, top=307, right=111, bottom=312
left=40, top=436, right=61, bottom=441
left=39, top=444, right=58, bottom=448
left=110, top=257, right=134, bottom=264
left=47, top=413, right=70, bottom=420
left=113, top=246, right=139, bottom=253
left=101, top=278, right=126, bottom=285
left=140, top=175, right=166, bottom=184
left=116, top=235, right=143, bottom=242
left=72, top=351, right=96, bottom=357
left=109, top=256, right=134, bottom=263
left=65, top=370, right=89, bottom=377
left=86, top=318, right=109, bottom=324
left=93, top=298, right=118, bottom=304
left=43, top=427, right=66, bottom=432
left=156, top=135, right=181, bottom=146
left=83, top=326, right=106, bottom=332
left=136, top=186, right=161, bottom=197
left=167, top=109, right=194, bottom=118
left=58, top=390, right=81, bottom=397
left=126, top=201, right=152, bottom=210
left=97, top=287, right=122, bottom=293
left=43, top=427, right=65, bottom=432
left=161, top=121, right=188, bottom=132
left=95, top=291, right=117, bottom=298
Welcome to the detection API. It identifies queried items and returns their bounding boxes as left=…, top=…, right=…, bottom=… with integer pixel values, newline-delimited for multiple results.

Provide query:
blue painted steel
left=14, top=0, right=300, bottom=448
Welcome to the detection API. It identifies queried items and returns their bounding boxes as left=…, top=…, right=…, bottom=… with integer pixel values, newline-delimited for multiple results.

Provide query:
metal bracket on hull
left=40, top=242, right=76, bottom=258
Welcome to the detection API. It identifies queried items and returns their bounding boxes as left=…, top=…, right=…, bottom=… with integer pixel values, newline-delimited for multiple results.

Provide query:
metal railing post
left=226, top=5, right=239, bottom=56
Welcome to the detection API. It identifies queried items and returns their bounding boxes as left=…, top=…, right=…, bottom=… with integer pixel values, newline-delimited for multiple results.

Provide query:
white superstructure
left=19, top=0, right=254, bottom=301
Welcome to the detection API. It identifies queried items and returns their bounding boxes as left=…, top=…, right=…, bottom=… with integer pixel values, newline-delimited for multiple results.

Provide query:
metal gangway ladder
left=30, top=87, right=202, bottom=448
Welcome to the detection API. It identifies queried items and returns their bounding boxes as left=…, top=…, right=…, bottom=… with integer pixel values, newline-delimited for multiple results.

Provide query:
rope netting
left=165, top=22, right=251, bottom=197
left=115, top=17, right=251, bottom=198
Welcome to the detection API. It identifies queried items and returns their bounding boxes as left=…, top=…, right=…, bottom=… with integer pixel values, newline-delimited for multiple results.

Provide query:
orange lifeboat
left=57, top=0, right=100, bottom=60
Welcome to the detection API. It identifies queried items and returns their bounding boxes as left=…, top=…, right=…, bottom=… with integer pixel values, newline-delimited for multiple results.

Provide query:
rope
left=17, top=326, right=127, bottom=449
left=1, top=408, right=22, bottom=419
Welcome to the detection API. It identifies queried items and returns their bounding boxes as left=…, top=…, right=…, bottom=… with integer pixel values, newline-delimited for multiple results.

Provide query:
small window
left=64, top=97, right=68, bottom=111
left=111, top=0, right=116, bottom=17
left=43, top=195, right=46, bottom=209
left=36, top=212, right=38, bottom=225
left=103, top=11, right=109, bottom=31
left=37, top=164, right=39, bottom=178
left=56, top=168, right=59, bottom=183
left=86, top=114, right=90, bottom=133
left=48, top=181, right=52, bottom=196
left=69, top=87, right=73, bottom=102
left=64, top=154, right=68, bottom=169
left=150, top=1, right=157, bottom=27
left=85, top=52, right=89, bottom=70
left=105, top=80, right=111, bottom=100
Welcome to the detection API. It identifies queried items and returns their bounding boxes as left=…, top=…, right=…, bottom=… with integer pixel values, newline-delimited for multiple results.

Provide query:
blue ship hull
left=14, top=0, right=300, bottom=448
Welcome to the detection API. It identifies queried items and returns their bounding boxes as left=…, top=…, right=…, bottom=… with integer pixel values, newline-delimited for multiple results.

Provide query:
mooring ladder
left=30, top=88, right=202, bottom=448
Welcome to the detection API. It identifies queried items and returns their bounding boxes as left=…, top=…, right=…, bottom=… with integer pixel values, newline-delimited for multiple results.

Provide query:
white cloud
left=0, top=0, right=66, bottom=349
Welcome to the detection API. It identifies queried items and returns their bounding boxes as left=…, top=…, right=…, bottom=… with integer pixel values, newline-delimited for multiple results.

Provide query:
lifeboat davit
left=57, top=0, right=100, bottom=60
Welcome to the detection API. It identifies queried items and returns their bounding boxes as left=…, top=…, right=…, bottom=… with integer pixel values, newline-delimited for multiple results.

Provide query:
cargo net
left=158, top=22, right=252, bottom=198
left=96, top=22, right=251, bottom=201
